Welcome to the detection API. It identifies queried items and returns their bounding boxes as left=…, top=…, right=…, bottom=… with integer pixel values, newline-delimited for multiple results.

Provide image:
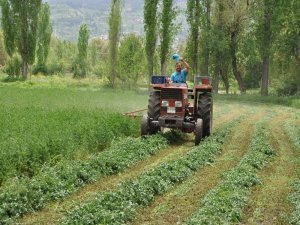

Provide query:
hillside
left=46, top=0, right=187, bottom=41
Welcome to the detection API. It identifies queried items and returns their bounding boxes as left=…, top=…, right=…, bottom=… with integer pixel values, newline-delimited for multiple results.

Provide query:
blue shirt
left=171, top=69, right=188, bottom=83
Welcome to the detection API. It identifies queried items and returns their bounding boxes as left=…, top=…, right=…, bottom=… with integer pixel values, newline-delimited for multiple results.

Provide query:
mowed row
left=1, top=101, right=299, bottom=225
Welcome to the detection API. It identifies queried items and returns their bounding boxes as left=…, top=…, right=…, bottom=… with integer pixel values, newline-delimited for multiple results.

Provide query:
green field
left=0, top=81, right=300, bottom=225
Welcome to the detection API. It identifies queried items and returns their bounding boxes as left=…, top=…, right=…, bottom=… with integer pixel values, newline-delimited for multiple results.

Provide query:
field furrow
left=12, top=103, right=240, bottom=224
left=20, top=141, right=193, bottom=225
left=58, top=117, right=242, bottom=225
left=0, top=135, right=170, bottom=224
left=240, top=111, right=299, bottom=224
left=185, top=115, right=275, bottom=224
left=130, top=109, right=266, bottom=225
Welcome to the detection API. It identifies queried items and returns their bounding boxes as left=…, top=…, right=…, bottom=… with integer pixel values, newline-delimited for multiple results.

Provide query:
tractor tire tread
left=197, top=93, right=213, bottom=138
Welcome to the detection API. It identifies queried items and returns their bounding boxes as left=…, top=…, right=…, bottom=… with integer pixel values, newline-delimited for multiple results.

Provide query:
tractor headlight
left=162, top=100, right=169, bottom=107
left=175, top=101, right=182, bottom=108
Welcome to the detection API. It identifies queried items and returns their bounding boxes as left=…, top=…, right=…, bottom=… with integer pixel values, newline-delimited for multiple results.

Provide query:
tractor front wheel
left=195, top=119, right=203, bottom=145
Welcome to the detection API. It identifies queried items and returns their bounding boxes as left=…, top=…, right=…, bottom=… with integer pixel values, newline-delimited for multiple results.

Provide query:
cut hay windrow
left=59, top=118, right=243, bottom=225
left=284, top=121, right=300, bottom=149
left=185, top=121, right=274, bottom=224
left=0, top=135, right=168, bottom=224
left=284, top=120, right=300, bottom=224
left=289, top=179, right=300, bottom=225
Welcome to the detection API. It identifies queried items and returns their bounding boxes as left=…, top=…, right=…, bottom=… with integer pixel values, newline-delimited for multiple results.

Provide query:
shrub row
left=0, top=135, right=168, bottom=224
left=60, top=119, right=241, bottom=225
left=0, top=107, right=140, bottom=184
left=185, top=123, right=274, bottom=224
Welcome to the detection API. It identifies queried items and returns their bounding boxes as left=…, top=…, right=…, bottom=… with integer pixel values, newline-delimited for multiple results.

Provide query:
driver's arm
left=181, top=58, right=191, bottom=74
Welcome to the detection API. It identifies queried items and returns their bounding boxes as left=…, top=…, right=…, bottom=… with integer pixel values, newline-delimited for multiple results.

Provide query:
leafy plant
left=60, top=119, right=242, bottom=225
left=0, top=135, right=168, bottom=223
left=0, top=108, right=140, bottom=184
left=186, top=122, right=274, bottom=224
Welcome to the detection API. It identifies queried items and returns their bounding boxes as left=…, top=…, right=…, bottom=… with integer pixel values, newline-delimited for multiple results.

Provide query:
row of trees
left=0, top=0, right=92, bottom=80
left=144, top=0, right=300, bottom=96
left=0, top=0, right=299, bottom=95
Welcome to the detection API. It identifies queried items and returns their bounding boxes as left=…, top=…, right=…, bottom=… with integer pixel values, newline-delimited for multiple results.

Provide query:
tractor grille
left=161, top=89, right=182, bottom=100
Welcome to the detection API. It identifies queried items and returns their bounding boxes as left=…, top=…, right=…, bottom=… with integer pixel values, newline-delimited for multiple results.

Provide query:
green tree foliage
left=0, top=32, right=8, bottom=66
left=226, top=0, right=247, bottom=93
left=251, top=0, right=283, bottom=96
left=199, top=0, right=211, bottom=76
left=272, top=0, right=300, bottom=95
left=186, top=0, right=201, bottom=75
left=0, top=0, right=15, bottom=57
left=160, top=0, right=176, bottom=75
left=46, top=38, right=77, bottom=75
left=117, top=34, right=145, bottom=89
left=4, top=54, right=22, bottom=78
left=210, top=0, right=231, bottom=93
left=34, top=3, right=53, bottom=74
left=88, top=38, right=109, bottom=77
left=144, top=0, right=159, bottom=85
left=108, top=0, right=122, bottom=88
left=74, top=24, right=90, bottom=78
left=1, top=0, right=42, bottom=79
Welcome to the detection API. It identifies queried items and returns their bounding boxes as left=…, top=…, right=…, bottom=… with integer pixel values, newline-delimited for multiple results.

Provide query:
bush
left=32, top=64, right=49, bottom=75
left=5, top=54, right=22, bottom=78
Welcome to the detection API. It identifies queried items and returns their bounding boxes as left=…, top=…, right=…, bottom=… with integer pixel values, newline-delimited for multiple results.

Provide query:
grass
left=59, top=118, right=241, bottom=225
left=0, top=107, right=141, bottom=184
left=215, top=93, right=300, bottom=109
left=0, top=79, right=149, bottom=184
left=186, top=121, right=274, bottom=224
left=284, top=119, right=300, bottom=224
left=0, top=135, right=169, bottom=224
left=0, top=85, right=148, bottom=112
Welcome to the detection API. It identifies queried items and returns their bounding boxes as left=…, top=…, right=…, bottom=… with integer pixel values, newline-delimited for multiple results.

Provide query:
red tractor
left=141, top=76, right=213, bottom=145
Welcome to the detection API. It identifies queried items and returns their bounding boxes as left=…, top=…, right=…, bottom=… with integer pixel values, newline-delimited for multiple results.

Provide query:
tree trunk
left=111, top=64, right=116, bottom=88
left=231, top=32, right=246, bottom=93
left=111, top=72, right=116, bottom=89
left=261, top=55, right=269, bottom=96
left=213, top=64, right=219, bottom=93
left=22, top=60, right=28, bottom=79
left=220, top=65, right=229, bottom=94
left=161, top=61, right=167, bottom=76
left=261, top=0, right=271, bottom=96
left=148, top=59, right=154, bottom=90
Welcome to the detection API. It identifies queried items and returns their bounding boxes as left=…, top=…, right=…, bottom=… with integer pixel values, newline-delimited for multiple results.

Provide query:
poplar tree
left=108, top=0, right=122, bottom=88
left=187, top=0, right=201, bottom=75
left=160, top=0, right=176, bottom=75
left=35, top=3, right=53, bottom=74
left=144, top=0, right=159, bottom=85
left=1, top=0, right=42, bottom=79
left=253, top=0, right=283, bottom=96
left=74, top=24, right=90, bottom=78
left=200, top=0, right=211, bottom=76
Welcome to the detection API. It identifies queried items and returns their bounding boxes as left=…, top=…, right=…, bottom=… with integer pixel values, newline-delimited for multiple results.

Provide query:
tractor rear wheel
left=141, top=115, right=150, bottom=136
left=195, top=119, right=203, bottom=145
left=197, top=93, right=213, bottom=138
left=147, top=90, right=161, bottom=134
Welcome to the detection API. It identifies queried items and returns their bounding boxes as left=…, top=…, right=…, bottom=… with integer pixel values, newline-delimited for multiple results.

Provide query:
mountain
left=45, top=0, right=187, bottom=42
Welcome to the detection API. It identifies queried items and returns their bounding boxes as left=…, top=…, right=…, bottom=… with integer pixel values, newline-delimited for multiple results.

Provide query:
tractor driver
left=171, top=58, right=191, bottom=83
